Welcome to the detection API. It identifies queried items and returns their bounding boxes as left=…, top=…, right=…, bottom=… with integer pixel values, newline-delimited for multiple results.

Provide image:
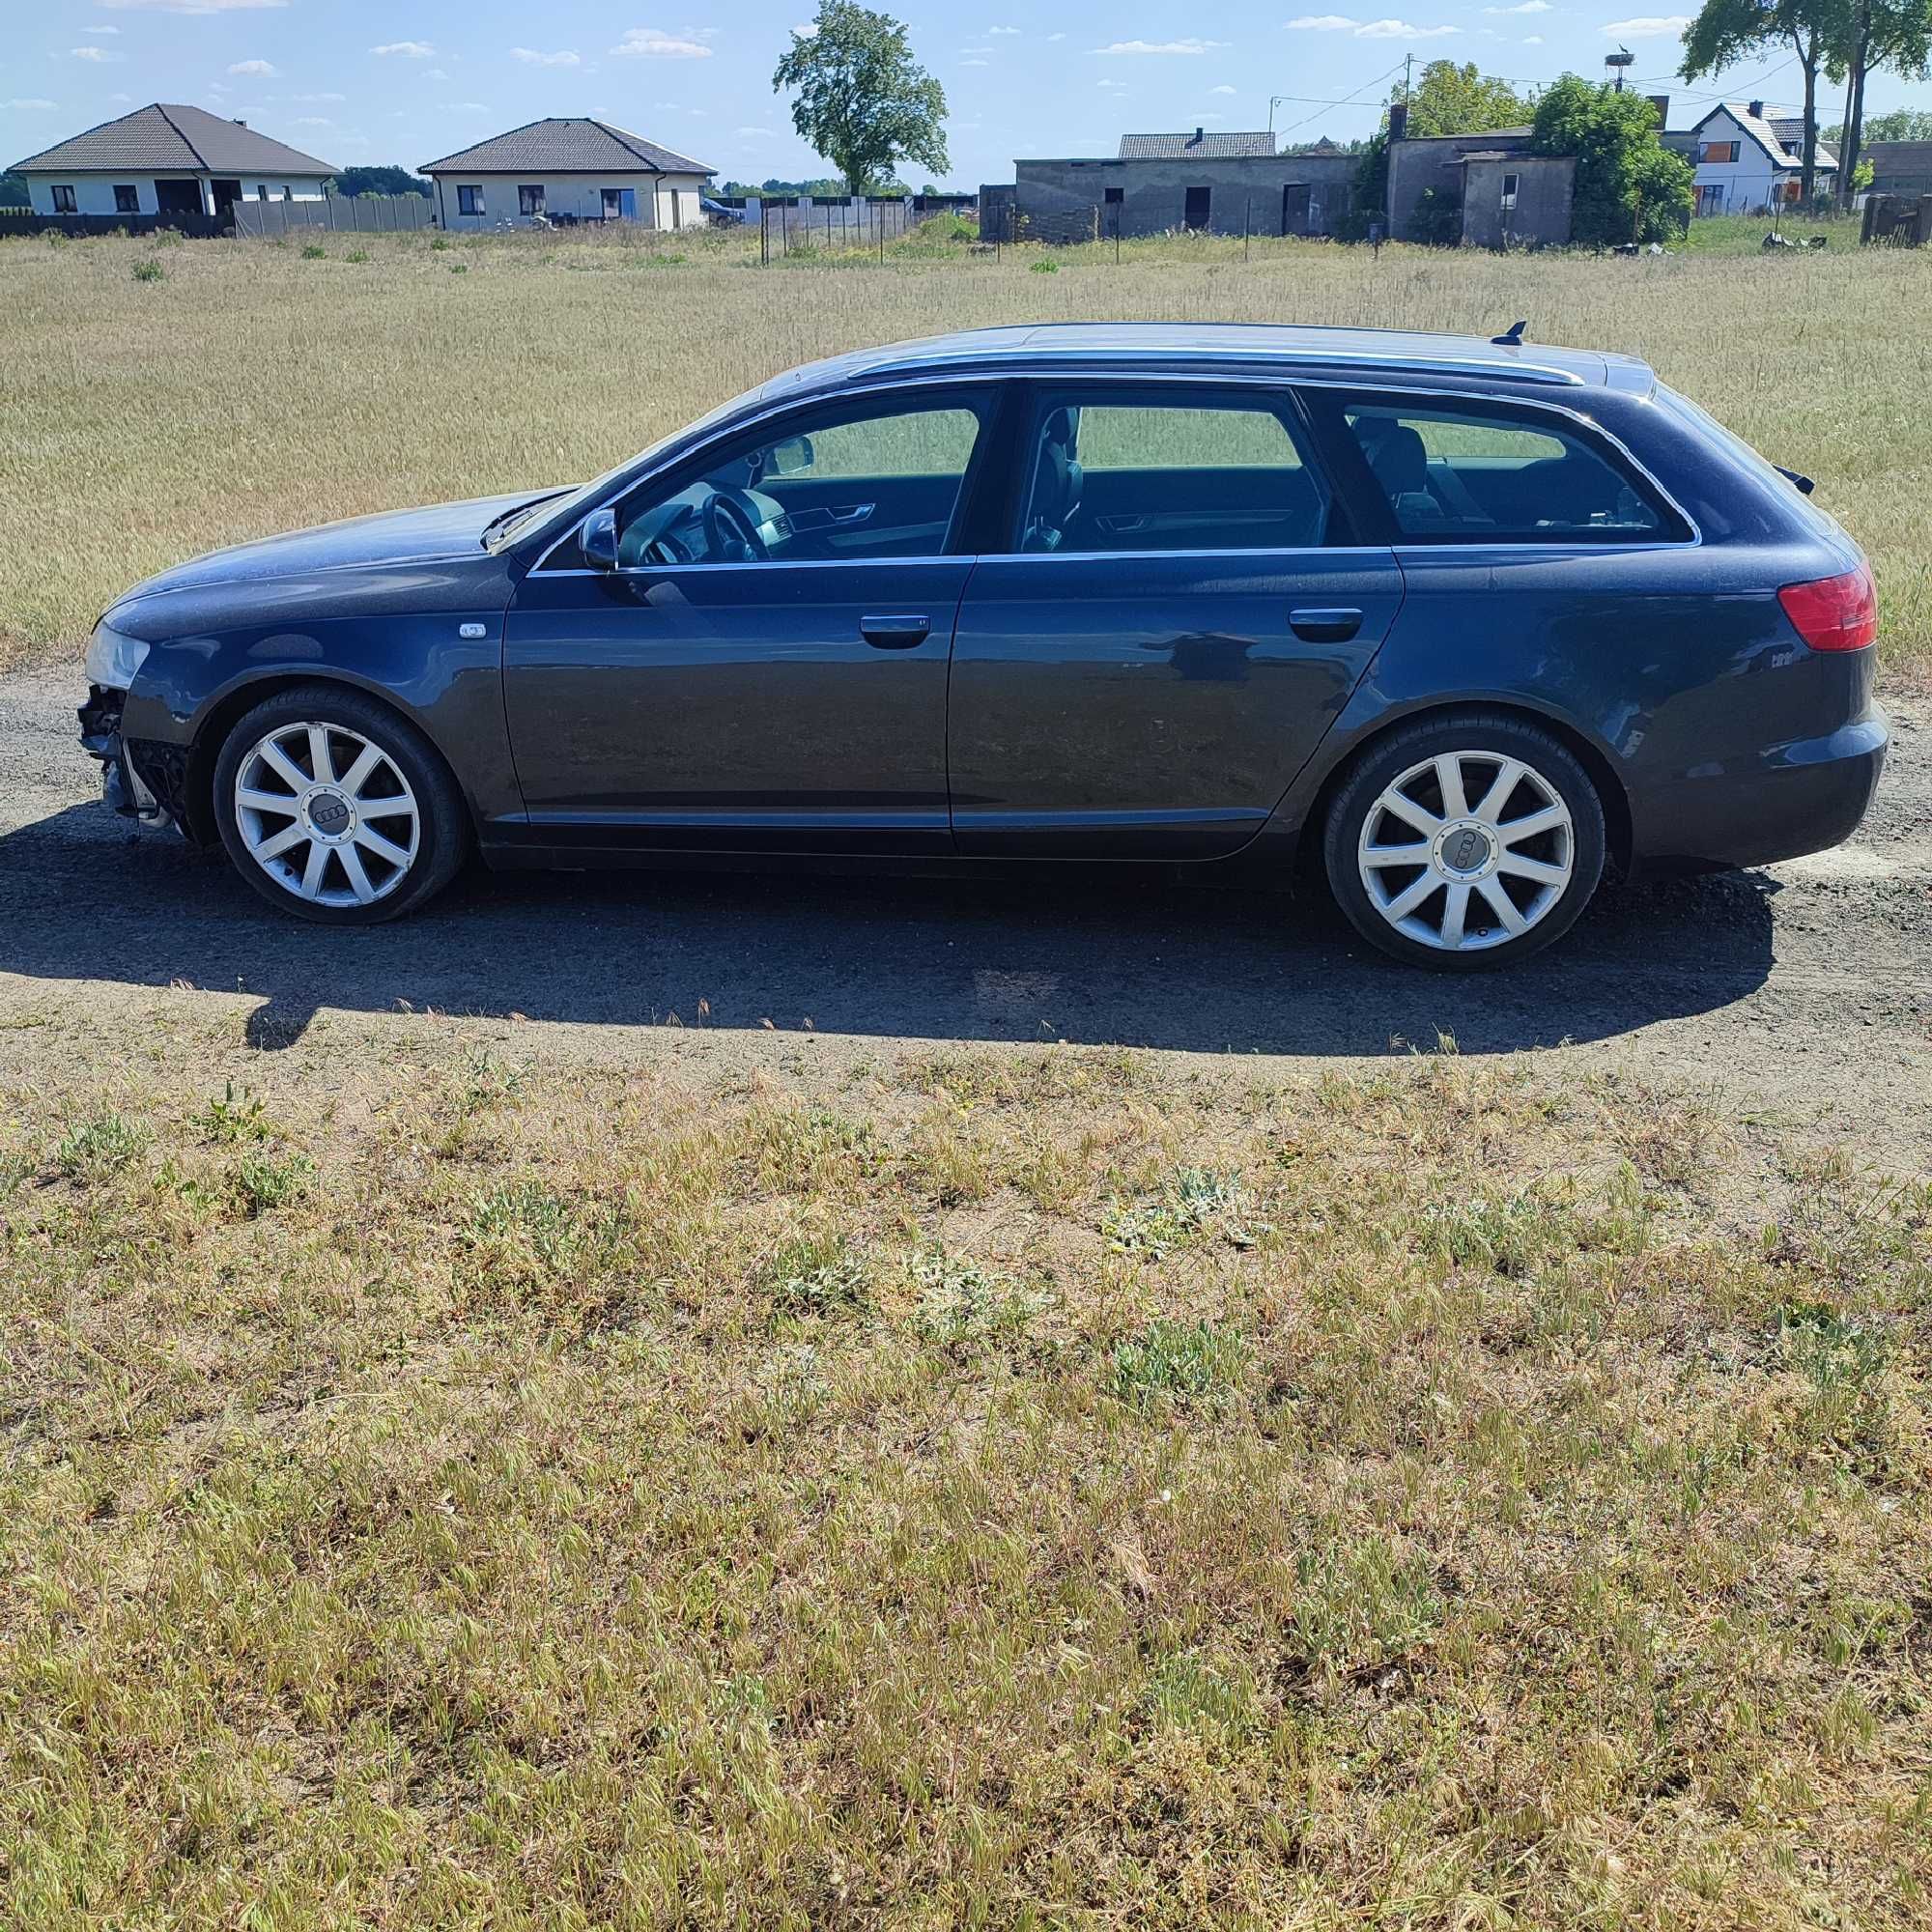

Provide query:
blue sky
left=7, top=1, right=1926, bottom=186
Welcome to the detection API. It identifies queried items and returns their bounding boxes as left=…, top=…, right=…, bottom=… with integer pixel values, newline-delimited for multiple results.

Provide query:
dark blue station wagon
left=81, top=323, right=1888, bottom=969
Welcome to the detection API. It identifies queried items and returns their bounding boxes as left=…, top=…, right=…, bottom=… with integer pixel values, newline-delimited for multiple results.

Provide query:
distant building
left=10, top=103, right=335, bottom=221
left=1681, top=101, right=1837, bottom=214
left=1864, top=140, right=1932, bottom=199
left=421, top=118, right=714, bottom=231
left=1457, top=152, right=1576, bottom=249
left=983, top=128, right=1358, bottom=242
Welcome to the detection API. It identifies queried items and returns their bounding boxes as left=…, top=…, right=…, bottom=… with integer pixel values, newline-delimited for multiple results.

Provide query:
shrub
left=1030, top=255, right=1058, bottom=273
left=153, top=226, right=183, bottom=248
left=345, top=247, right=368, bottom=263
left=1108, top=1319, right=1250, bottom=1410
left=44, top=229, right=68, bottom=249
left=130, top=258, right=164, bottom=283
left=55, top=1113, right=148, bottom=1181
left=429, top=235, right=451, bottom=251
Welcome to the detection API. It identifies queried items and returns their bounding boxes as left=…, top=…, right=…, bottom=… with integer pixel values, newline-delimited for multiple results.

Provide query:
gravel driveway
left=2, top=666, right=1926, bottom=1167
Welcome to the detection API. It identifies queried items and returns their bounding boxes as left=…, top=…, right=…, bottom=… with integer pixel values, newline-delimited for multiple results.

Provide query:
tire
left=212, top=684, right=469, bottom=925
left=1321, top=712, right=1606, bottom=972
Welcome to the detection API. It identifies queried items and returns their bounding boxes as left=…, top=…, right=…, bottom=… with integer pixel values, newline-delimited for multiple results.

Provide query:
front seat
left=1023, top=409, right=1084, bottom=551
left=1356, top=418, right=1445, bottom=529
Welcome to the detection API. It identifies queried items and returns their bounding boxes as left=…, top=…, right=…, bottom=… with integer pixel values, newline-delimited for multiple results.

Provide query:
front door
left=1183, top=185, right=1211, bottom=231
left=948, top=386, right=1404, bottom=859
left=502, top=389, right=995, bottom=855
left=209, top=179, right=242, bottom=225
left=1282, top=184, right=1312, bottom=235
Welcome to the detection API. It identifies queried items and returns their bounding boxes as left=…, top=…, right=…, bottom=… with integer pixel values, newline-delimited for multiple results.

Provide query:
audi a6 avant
left=80, top=322, right=1888, bottom=969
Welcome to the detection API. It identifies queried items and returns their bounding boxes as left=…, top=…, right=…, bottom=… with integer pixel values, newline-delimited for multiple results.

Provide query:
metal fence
left=233, top=194, right=436, bottom=239
left=757, top=197, right=914, bottom=263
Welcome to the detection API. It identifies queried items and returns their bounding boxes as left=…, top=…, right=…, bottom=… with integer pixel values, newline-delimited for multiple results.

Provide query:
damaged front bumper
left=79, top=683, right=190, bottom=834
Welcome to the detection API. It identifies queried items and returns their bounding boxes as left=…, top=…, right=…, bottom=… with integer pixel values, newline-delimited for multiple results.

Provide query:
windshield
left=481, top=388, right=766, bottom=554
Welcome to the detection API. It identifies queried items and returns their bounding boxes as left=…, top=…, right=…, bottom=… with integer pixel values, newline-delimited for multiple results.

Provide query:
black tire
left=211, top=684, right=469, bottom=925
left=1321, top=711, right=1606, bottom=972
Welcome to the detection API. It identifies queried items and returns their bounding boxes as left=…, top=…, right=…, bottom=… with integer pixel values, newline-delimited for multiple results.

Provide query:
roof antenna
left=1492, top=319, right=1528, bottom=347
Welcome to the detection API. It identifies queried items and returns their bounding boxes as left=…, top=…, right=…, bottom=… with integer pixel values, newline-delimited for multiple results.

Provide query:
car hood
left=113, top=490, right=570, bottom=605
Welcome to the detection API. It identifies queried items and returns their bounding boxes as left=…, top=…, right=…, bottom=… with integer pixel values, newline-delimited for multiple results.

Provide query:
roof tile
left=14, top=103, right=335, bottom=177
left=421, top=118, right=714, bottom=176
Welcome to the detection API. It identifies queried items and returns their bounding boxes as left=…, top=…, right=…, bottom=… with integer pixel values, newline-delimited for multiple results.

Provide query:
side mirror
left=581, top=506, right=619, bottom=570
left=768, top=434, right=815, bottom=477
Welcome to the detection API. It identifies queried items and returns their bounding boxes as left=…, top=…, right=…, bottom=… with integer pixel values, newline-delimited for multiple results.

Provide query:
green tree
left=1827, top=1, right=1932, bottom=206
left=1681, top=0, right=1842, bottom=201
left=1404, top=60, right=1536, bottom=137
left=0, top=169, right=29, bottom=210
left=1532, top=75, right=1695, bottom=243
left=1861, top=103, right=1932, bottom=137
left=331, top=165, right=432, bottom=199
left=772, top=3, right=948, bottom=195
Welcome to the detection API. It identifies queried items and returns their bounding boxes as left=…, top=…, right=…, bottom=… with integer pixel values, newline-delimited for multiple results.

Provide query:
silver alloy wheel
left=233, top=721, right=421, bottom=908
left=1356, top=749, right=1575, bottom=953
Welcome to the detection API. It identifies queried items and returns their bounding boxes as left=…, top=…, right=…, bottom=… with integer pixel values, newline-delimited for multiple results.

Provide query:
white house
left=1685, top=101, right=1837, bottom=215
left=421, top=118, right=714, bottom=231
left=12, top=102, right=334, bottom=220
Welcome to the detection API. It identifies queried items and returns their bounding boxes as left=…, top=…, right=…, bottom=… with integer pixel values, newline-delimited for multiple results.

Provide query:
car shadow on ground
left=0, top=805, right=1778, bottom=1056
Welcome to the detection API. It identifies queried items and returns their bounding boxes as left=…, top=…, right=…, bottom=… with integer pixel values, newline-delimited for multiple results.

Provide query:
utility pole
left=1268, top=95, right=1285, bottom=139
left=1403, top=53, right=1414, bottom=101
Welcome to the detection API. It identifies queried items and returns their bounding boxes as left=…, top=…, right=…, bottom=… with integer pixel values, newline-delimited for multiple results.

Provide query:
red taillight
left=1778, top=564, right=1878, bottom=653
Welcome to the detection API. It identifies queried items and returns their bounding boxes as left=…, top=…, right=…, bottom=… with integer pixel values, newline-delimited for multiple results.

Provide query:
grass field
left=2, top=221, right=1929, bottom=681
left=2, top=1018, right=1928, bottom=1928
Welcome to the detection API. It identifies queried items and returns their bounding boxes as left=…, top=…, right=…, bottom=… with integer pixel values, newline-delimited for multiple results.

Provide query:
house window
left=518, top=184, right=545, bottom=216
left=282, top=186, right=293, bottom=201
left=51, top=185, right=77, bottom=213
left=602, top=186, right=638, bottom=220
left=256, top=185, right=270, bottom=201
left=1499, top=172, right=1520, bottom=212
left=1104, top=185, right=1123, bottom=205
left=113, top=185, right=139, bottom=213
left=1699, top=141, right=1740, bottom=164
left=457, top=185, right=485, bottom=216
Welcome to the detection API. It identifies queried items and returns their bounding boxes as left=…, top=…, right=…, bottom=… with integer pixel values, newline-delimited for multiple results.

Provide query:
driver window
left=614, top=400, right=986, bottom=567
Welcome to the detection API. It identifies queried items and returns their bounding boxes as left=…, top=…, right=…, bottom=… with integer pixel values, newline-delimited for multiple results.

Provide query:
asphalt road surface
left=2, top=667, right=1926, bottom=1165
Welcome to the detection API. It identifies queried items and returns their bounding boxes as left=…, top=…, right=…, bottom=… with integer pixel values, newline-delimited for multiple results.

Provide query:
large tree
left=1861, top=102, right=1932, bottom=137
left=772, top=3, right=948, bottom=196
left=1404, top=60, right=1536, bottom=137
left=1828, top=0, right=1932, bottom=206
left=1532, top=75, right=1695, bottom=242
left=1680, top=0, right=1841, bottom=202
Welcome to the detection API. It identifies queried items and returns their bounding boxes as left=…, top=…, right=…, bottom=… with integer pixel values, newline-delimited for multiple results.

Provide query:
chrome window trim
left=526, top=364, right=1701, bottom=580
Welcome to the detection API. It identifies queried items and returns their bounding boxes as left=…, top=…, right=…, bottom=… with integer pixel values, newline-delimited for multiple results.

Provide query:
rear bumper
left=1632, top=707, right=1889, bottom=876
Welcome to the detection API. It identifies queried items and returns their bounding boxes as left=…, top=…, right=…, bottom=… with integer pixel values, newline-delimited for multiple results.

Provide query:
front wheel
left=212, top=685, right=469, bottom=924
left=1322, top=714, right=1606, bottom=971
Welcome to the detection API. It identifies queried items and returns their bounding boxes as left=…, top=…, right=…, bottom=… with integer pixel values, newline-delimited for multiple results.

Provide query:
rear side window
left=1340, top=401, right=1675, bottom=543
left=1016, top=392, right=1330, bottom=555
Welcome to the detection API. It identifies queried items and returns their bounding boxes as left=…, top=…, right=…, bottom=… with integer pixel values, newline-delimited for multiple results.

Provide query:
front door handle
left=1289, top=607, right=1364, bottom=643
left=861, top=613, right=931, bottom=649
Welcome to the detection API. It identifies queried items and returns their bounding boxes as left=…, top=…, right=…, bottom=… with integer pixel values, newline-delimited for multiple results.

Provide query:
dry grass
left=2, top=223, right=1929, bottom=678
left=2, top=1023, right=1928, bottom=1929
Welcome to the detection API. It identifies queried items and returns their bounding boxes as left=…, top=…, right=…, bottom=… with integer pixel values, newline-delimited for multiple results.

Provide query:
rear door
left=947, top=383, right=1404, bottom=859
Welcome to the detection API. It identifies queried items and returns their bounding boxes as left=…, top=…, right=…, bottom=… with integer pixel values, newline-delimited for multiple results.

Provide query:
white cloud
left=611, top=26, right=714, bottom=57
left=1093, top=38, right=1229, bottom=54
left=5, top=98, right=60, bottom=110
left=292, top=116, right=332, bottom=126
left=1485, top=0, right=1550, bottom=11
left=290, top=91, right=346, bottom=101
left=425, top=69, right=449, bottom=81
left=736, top=125, right=775, bottom=137
left=511, top=47, right=581, bottom=66
left=1523, top=34, right=1545, bottom=43
left=1357, top=18, right=1460, bottom=35
left=961, top=58, right=989, bottom=67
left=1603, top=14, right=1689, bottom=33
left=1047, top=31, right=1066, bottom=41
left=1287, top=14, right=1359, bottom=26
left=991, top=23, right=1021, bottom=32
left=70, top=46, right=121, bottom=61
left=448, top=101, right=489, bottom=112
left=1210, top=83, right=1237, bottom=94
left=227, top=59, right=279, bottom=75
left=85, top=24, right=122, bottom=33
left=371, top=42, right=435, bottom=58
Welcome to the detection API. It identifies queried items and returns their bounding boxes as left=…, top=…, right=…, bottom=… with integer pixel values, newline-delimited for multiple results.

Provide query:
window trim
left=530, top=379, right=1008, bottom=576
left=995, top=380, right=1346, bottom=558
left=50, top=185, right=77, bottom=213
left=1300, top=384, right=1699, bottom=550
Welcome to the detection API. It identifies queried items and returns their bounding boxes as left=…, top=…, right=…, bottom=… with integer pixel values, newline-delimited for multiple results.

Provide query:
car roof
left=746, top=323, right=1656, bottom=404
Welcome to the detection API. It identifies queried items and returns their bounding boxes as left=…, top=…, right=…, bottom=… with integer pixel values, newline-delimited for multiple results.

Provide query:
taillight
left=1778, top=564, right=1877, bottom=652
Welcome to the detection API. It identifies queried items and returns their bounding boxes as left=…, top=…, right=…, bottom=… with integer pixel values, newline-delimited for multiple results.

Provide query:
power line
left=1270, top=59, right=1408, bottom=143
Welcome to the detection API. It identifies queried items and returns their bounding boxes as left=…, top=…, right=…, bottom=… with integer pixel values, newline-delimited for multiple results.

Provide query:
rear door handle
left=1289, top=607, right=1364, bottom=643
left=861, top=613, right=931, bottom=649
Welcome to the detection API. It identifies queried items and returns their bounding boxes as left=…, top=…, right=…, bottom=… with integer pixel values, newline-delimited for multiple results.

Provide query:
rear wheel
left=212, top=685, right=468, bottom=924
left=1322, top=714, right=1605, bottom=970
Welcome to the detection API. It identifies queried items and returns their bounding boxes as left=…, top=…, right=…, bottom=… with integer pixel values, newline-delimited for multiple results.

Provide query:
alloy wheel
left=233, top=721, right=421, bottom=908
left=1355, top=749, right=1575, bottom=953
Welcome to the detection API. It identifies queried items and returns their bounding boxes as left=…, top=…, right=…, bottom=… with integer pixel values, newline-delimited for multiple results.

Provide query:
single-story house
left=985, top=130, right=1357, bottom=243
left=1681, top=101, right=1836, bottom=214
left=1456, top=152, right=1576, bottom=249
left=421, top=118, right=714, bottom=231
left=10, top=102, right=335, bottom=220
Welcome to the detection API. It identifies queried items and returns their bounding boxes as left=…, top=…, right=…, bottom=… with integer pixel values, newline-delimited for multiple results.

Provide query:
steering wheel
left=701, top=486, right=770, bottom=563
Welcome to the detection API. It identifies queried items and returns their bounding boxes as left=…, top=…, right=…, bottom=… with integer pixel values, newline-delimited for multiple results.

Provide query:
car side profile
left=80, top=322, right=1887, bottom=969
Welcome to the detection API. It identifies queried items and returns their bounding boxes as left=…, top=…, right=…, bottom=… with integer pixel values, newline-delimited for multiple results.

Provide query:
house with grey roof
left=420, top=118, right=715, bottom=231
left=11, top=102, right=336, bottom=222
left=1683, top=100, right=1836, bottom=214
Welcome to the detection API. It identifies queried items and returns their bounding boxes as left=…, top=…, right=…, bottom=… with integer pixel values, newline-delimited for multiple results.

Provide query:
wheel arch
left=185, top=670, right=464, bottom=850
left=1302, top=698, right=1633, bottom=882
